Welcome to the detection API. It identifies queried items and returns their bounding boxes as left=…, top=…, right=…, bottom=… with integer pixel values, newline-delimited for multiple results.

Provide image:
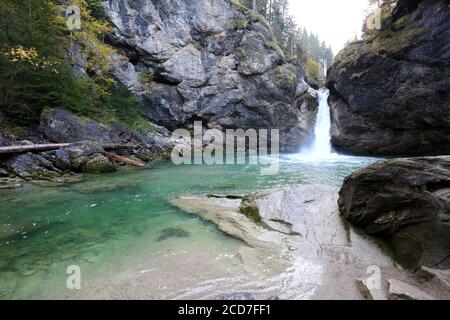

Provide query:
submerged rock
left=157, top=228, right=191, bottom=242
left=339, top=156, right=450, bottom=270
left=326, top=0, right=450, bottom=156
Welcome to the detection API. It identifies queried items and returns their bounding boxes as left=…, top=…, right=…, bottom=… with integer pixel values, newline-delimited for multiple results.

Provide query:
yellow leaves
left=305, top=59, right=322, bottom=80
left=0, top=0, right=13, bottom=12
left=66, top=0, right=118, bottom=96
left=1, top=46, right=60, bottom=74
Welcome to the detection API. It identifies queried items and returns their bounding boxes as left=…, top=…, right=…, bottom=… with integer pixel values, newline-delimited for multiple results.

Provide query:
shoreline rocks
left=0, top=108, right=173, bottom=188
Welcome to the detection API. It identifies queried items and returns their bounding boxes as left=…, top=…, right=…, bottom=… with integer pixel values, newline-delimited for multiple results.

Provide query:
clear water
left=0, top=156, right=380, bottom=299
left=0, top=89, right=382, bottom=299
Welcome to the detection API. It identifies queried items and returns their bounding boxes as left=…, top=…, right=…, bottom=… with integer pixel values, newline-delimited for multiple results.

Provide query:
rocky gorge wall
left=0, top=0, right=320, bottom=187
left=326, top=0, right=450, bottom=156
left=102, top=0, right=319, bottom=153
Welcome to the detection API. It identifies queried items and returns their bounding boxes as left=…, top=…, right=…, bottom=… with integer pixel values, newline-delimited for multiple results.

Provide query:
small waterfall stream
left=301, top=88, right=336, bottom=159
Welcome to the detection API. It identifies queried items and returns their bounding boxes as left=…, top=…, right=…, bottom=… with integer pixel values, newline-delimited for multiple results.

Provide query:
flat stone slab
left=170, top=185, right=429, bottom=300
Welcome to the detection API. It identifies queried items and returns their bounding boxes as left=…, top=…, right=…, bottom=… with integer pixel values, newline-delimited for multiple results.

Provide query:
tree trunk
left=0, top=143, right=137, bottom=155
left=0, top=143, right=71, bottom=155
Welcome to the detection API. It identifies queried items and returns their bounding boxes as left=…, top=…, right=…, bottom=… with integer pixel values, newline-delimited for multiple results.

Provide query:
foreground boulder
left=339, top=157, right=450, bottom=270
left=103, top=0, right=319, bottom=152
left=326, top=0, right=450, bottom=156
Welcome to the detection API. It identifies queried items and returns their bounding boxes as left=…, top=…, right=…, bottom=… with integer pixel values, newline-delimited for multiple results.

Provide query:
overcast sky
left=288, top=0, right=371, bottom=54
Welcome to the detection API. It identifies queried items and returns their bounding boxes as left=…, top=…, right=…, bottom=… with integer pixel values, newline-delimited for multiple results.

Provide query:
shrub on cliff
left=0, top=0, right=145, bottom=129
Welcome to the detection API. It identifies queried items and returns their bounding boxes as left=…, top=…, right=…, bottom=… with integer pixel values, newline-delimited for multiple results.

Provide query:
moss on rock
left=239, top=196, right=262, bottom=224
left=81, top=154, right=117, bottom=174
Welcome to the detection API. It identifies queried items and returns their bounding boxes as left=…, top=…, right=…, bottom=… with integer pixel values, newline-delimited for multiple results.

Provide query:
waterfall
left=301, top=88, right=335, bottom=159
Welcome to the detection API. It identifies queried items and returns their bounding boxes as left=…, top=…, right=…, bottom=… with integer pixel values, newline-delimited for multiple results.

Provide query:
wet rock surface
left=339, top=156, right=450, bottom=270
left=103, top=0, right=319, bottom=153
left=170, top=185, right=444, bottom=300
left=326, top=0, right=450, bottom=156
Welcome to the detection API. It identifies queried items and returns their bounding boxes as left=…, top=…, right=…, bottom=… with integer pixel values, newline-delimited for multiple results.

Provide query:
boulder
left=4, top=153, right=62, bottom=181
left=40, top=108, right=112, bottom=143
left=305, top=75, right=322, bottom=90
left=80, top=154, right=117, bottom=174
left=295, top=79, right=310, bottom=97
left=326, top=0, right=450, bottom=156
left=54, top=142, right=105, bottom=171
left=339, top=156, right=450, bottom=269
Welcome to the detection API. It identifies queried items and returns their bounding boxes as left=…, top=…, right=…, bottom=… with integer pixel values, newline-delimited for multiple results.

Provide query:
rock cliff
left=326, top=0, right=450, bottom=156
left=102, top=0, right=318, bottom=152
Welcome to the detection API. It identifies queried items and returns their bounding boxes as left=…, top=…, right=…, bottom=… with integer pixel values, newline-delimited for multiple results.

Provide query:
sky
left=288, top=0, right=371, bottom=54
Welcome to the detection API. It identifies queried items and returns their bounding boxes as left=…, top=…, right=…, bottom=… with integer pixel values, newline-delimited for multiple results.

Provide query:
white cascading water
left=301, top=88, right=336, bottom=159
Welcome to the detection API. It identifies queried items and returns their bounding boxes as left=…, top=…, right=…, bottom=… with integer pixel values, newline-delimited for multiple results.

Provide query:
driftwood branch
left=102, top=151, right=145, bottom=168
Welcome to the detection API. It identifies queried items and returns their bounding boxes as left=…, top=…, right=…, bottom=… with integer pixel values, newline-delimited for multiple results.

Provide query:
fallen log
left=0, top=143, right=71, bottom=155
left=0, top=142, right=138, bottom=155
left=102, top=151, right=145, bottom=168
